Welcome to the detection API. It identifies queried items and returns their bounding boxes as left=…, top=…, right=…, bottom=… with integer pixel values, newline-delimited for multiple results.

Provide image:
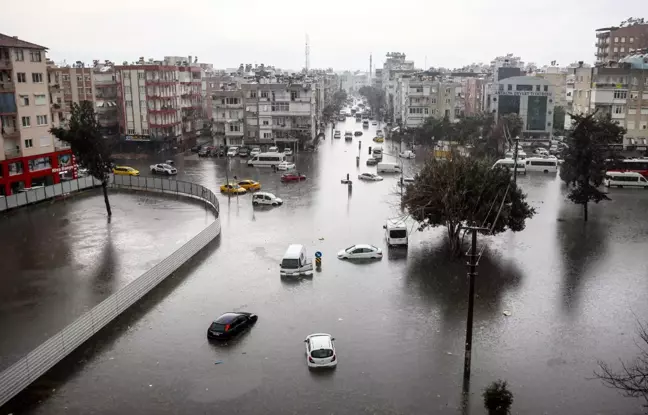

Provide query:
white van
left=280, top=244, right=313, bottom=277
left=247, top=152, right=286, bottom=167
left=377, top=162, right=402, bottom=173
left=525, top=157, right=558, bottom=173
left=383, top=219, right=408, bottom=247
left=492, top=159, right=526, bottom=175
left=604, top=171, right=648, bottom=188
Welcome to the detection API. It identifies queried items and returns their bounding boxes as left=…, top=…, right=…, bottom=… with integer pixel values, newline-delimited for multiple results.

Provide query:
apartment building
left=92, top=63, right=119, bottom=139
left=464, top=77, right=485, bottom=115
left=570, top=55, right=648, bottom=149
left=212, top=77, right=318, bottom=148
left=394, top=74, right=458, bottom=128
left=595, top=21, right=648, bottom=64
left=0, top=33, right=73, bottom=196
left=536, top=66, right=568, bottom=109
left=115, top=60, right=206, bottom=150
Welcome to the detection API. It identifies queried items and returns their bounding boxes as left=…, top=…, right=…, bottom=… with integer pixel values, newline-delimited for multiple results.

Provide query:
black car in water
left=207, top=312, right=258, bottom=340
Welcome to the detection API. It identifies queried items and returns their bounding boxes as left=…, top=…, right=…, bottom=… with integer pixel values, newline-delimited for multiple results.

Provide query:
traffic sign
left=315, top=251, right=322, bottom=258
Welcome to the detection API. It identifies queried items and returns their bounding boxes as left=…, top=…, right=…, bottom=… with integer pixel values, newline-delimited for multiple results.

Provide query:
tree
left=51, top=101, right=114, bottom=216
left=501, top=113, right=523, bottom=139
left=402, top=156, right=535, bottom=256
left=483, top=380, right=514, bottom=415
left=595, top=321, right=648, bottom=410
left=559, top=113, right=625, bottom=221
left=358, top=86, right=386, bottom=118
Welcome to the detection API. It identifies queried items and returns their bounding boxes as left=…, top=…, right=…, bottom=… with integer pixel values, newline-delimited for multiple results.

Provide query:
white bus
left=247, top=152, right=286, bottom=167
left=525, top=157, right=558, bottom=173
left=492, top=159, right=526, bottom=175
left=604, top=171, right=648, bottom=188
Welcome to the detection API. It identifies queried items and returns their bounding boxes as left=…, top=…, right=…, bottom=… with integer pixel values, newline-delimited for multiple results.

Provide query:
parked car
left=366, top=157, right=378, bottom=166
left=211, top=147, right=226, bottom=157
left=150, top=163, right=178, bottom=175
left=220, top=183, right=247, bottom=194
left=268, top=146, right=279, bottom=153
left=227, top=146, right=239, bottom=157
left=399, top=150, right=415, bottom=159
left=376, top=130, right=384, bottom=138
left=372, top=121, right=377, bottom=125
left=198, top=147, right=211, bottom=157
left=237, top=179, right=261, bottom=191
left=207, top=312, right=258, bottom=340
left=113, top=166, right=140, bottom=176
left=373, top=136, right=384, bottom=143
left=337, top=244, right=383, bottom=260
left=277, top=161, right=296, bottom=171
left=252, top=192, right=283, bottom=206
left=250, top=147, right=261, bottom=157
left=305, top=333, right=337, bottom=369
left=238, top=147, right=250, bottom=157
left=398, top=177, right=415, bottom=187
left=283, top=148, right=293, bottom=156
left=190, top=145, right=202, bottom=153
left=354, top=131, right=363, bottom=136
left=334, top=131, right=341, bottom=139
left=358, top=172, right=383, bottom=181
left=281, top=173, right=307, bottom=182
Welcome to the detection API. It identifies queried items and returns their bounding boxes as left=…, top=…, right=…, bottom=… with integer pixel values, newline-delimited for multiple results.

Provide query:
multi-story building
left=115, top=59, right=206, bottom=150
left=212, top=75, right=318, bottom=149
left=595, top=21, right=648, bottom=64
left=464, top=77, right=486, bottom=115
left=381, top=53, right=416, bottom=121
left=0, top=33, right=74, bottom=195
left=487, top=74, right=555, bottom=139
left=535, top=66, right=568, bottom=109
left=47, top=62, right=95, bottom=123
left=92, top=62, right=119, bottom=139
left=569, top=55, right=648, bottom=149
left=394, top=74, right=457, bottom=128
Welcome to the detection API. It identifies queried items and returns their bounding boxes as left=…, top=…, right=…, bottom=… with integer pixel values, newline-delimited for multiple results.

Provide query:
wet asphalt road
left=6, top=117, right=648, bottom=414
left=0, top=192, right=213, bottom=371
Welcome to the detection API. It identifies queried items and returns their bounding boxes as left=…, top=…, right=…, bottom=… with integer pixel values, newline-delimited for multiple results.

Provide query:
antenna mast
left=369, top=53, right=372, bottom=78
left=305, top=34, right=310, bottom=72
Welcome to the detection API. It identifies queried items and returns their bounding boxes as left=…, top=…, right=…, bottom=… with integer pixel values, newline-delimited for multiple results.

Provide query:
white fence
left=0, top=176, right=221, bottom=407
left=0, top=176, right=102, bottom=212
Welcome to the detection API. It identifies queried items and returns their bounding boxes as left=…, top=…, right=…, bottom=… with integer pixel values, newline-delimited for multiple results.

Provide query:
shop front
left=0, top=150, right=76, bottom=196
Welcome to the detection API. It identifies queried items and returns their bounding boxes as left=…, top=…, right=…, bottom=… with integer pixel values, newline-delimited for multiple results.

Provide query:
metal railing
left=0, top=176, right=221, bottom=407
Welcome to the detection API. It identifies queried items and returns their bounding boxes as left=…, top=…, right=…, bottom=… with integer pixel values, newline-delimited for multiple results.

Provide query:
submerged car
left=283, top=148, right=294, bottom=156
left=281, top=173, right=307, bottom=182
left=250, top=147, right=262, bottom=157
left=337, top=244, right=383, bottom=260
left=220, top=183, right=247, bottom=194
left=399, top=150, right=415, bottom=159
left=277, top=161, right=296, bottom=171
left=207, top=312, right=258, bottom=340
left=112, top=166, right=140, bottom=176
left=305, top=333, right=337, bottom=369
left=366, top=157, right=378, bottom=166
left=238, top=179, right=261, bottom=191
left=354, top=131, right=363, bottom=136
left=252, top=192, right=283, bottom=206
left=373, top=136, right=384, bottom=143
left=358, top=172, right=383, bottom=181
left=150, top=163, right=177, bottom=175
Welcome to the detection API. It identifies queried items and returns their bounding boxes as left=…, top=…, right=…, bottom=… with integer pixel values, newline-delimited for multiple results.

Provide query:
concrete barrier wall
left=0, top=176, right=221, bottom=407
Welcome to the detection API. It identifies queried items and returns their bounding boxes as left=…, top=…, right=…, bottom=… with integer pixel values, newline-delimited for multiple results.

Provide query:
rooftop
left=0, top=33, right=47, bottom=50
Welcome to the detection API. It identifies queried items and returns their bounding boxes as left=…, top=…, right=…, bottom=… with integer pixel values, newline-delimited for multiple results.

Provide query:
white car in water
left=283, top=148, right=293, bottom=156
left=358, top=172, right=383, bottom=181
left=305, top=333, right=337, bottom=369
left=337, top=244, right=383, bottom=260
left=252, top=192, right=283, bottom=206
left=150, top=163, right=178, bottom=175
left=277, top=161, right=296, bottom=171
left=250, top=147, right=261, bottom=157
left=399, top=150, right=415, bottom=159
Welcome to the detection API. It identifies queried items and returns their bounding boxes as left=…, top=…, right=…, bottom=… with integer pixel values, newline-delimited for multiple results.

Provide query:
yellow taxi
left=373, top=136, right=384, bottom=143
left=220, top=183, right=247, bottom=195
left=237, top=179, right=261, bottom=191
left=112, top=166, right=140, bottom=176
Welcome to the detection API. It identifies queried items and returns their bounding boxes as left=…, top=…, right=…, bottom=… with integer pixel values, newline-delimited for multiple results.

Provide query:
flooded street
left=6, top=118, right=648, bottom=415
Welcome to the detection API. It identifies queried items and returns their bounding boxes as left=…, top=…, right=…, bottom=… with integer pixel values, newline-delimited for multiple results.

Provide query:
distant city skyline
left=4, top=0, right=646, bottom=71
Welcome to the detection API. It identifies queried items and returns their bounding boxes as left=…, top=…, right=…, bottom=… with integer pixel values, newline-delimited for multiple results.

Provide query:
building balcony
left=0, top=59, right=12, bottom=70
left=0, top=80, right=14, bottom=92
left=149, top=107, right=177, bottom=114
left=225, top=130, right=244, bottom=137
left=1, top=128, right=20, bottom=140
left=180, top=79, right=201, bottom=84
left=4, top=147, right=22, bottom=159
left=149, top=121, right=180, bottom=128
left=146, top=79, right=176, bottom=85
left=51, top=102, right=62, bottom=110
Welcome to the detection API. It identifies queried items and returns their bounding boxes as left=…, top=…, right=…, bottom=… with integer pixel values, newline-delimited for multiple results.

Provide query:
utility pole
left=513, top=136, right=520, bottom=184
left=461, top=226, right=489, bottom=400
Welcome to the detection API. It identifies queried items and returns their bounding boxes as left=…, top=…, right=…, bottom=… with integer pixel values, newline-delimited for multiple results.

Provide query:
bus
left=247, top=152, right=286, bottom=167
left=606, top=158, right=648, bottom=178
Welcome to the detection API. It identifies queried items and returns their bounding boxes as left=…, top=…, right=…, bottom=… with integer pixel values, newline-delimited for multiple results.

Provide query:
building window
left=21, top=116, right=31, bottom=127
left=85, top=88, right=92, bottom=95
left=142, top=128, right=149, bottom=134
left=28, top=156, right=51, bottom=171
left=17, top=72, right=26, bottom=83
left=29, top=50, right=42, bottom=62
left=36, top=115, right=48, bottom=125
left=77, top=75, right=83, bottom=82
left=127, top=128, right=135, bottom=134
left=263, top=132, right=272, bottom=138
left=13, top=49, right=24, bottom=61
left=516, top=84, right=533, bottom=91
left=544, top=85, right=548, bottom=92
left=62, top=74, right=70, bottom=81
left=229, top=124, right=240, bottom=132
left=124, top=86, right=131, bottom=95
left=424, top=108, right=429, bottom=115
left=621, top=37, right=625, bottom=43
left=620, top=47, right=625, bottom=53
left=271, top=103, right=289, bottom=112
left=291, top=91, right=299, bottom=100
left=261, top=91, right=268, bottom=98
left=614, top=90, right=627, bottom=99
left=138, top=72, right=145, bottom=79
left=140, top=101, right=147, bottom=109
left=34, top=94, right=46, bottom=105
left=445, top=98, right=451, bottom=104
left=613, top=105, right=625, bottom=114
left=614, top=37, right=618, bottom=42
left=614, top=47, right=618, bottom=52
left=630, top=37, right=634, bottom=43
left=430, top=98, right=436, bottom=104
left=123, top=72, right=130, bottom=79
left=507, top=84, right=512, bottom=91
left=262, top=120, right=269, bottom=125
left=32, top=73, right=43, bottom=83
left=250, top=91, right=257, bottom=98
left=139, top=86, right=145, bottom=94
left=24, top=138, right=33, bottom=148
left=224, top=97, right=239, bottom=104
left=84, top=75, right=91, bottom=82
left=126, top=100, right=132, bottom=107
left=19, top=95, right=29, bottom=106
left=627, top=121, right=635, bottom=130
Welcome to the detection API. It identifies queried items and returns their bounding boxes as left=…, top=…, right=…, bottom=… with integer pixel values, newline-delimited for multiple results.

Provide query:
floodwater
left=0, top=191, right=214, bottom=371
left=4, top=117, right=648, bottom=414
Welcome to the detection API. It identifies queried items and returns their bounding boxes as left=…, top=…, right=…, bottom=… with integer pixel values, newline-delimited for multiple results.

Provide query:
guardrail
left=0, top=176, right=221, bottom=407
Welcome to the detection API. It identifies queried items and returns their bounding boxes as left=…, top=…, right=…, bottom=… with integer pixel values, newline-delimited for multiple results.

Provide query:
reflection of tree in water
left=405, top=239, right=524, bottom=330
left=89, top=226, right=118, bottom=303
left=556, top=208, right=607, bottom=315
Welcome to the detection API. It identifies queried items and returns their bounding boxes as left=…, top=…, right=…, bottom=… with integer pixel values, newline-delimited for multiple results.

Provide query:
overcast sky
left=3, top=0, right=646, bottom=71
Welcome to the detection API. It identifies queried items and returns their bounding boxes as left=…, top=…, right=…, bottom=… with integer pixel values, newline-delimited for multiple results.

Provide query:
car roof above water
left=284, top=244, right=305, bottom=259
left=214, top=313, right=241, bottom=324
